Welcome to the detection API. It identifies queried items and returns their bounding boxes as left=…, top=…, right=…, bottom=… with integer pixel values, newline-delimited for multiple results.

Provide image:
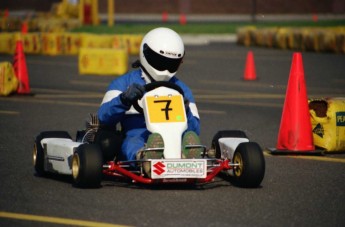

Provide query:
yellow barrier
left=78, top=48, right=128, bottom=75
left=335, top=30, right=345, bottom=53
left=236, top=26, right=256, bottom=47
left=64, top=33, right=81, bottom=55
left=80, top=33, right=113, bottom=48
left=0, top=33, right=15, bottom=54
left=262, top=27, right=278, bottom=48
left=309, top=98, right=345, bottom=152
left=21, top=33, right=42, bottom=54
left=275, top=28, right=290, bottom=49
left=237, top=26, right=345, bottom=54
left=0, top=32, right=143, bottom=56
left=0, top=62, right=18, bottom=96
left=122, top=34, right=143, bottom=55
left=41, top=33, right=65, bottom=55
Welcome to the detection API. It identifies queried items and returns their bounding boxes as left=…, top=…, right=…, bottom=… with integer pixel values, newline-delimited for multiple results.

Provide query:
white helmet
left=139, top=27, right=184, bottom=81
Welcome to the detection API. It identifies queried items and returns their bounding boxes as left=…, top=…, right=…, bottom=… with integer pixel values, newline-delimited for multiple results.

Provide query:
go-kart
left=33, top=81, right=265, bottom=188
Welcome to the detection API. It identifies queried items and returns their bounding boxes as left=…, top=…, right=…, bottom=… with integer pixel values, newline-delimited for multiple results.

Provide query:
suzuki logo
left=153, top=161, right=165, bottom=175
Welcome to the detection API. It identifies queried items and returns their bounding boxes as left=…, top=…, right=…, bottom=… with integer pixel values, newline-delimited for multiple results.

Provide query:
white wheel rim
left=233, top=152, right=243, bottom=177
left=33, top=144, right=37, bottom=166
left=72, top=154, right=80, bottom=180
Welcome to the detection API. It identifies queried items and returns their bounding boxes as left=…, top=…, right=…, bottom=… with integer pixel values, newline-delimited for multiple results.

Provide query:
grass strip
left=71, top=20, right=345, bottom=34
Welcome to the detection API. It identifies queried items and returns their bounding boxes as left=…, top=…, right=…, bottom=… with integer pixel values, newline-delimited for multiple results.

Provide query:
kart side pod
left=218, top=137, right=250, bottom=160
left=41, top=138, right=82, bottom=175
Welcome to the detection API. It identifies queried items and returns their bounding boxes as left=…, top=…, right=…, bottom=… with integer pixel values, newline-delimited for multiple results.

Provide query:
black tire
left=72, top=144, right=103, bottom=188
left=76, top=130, right=86, bottom=142
left=211, top=130, right=248, bottom=158
left=230, top=142, right=265, bottom=188
left=93, top=129, right=123, bottom=162
left=33, top=131, right=72, bottom=176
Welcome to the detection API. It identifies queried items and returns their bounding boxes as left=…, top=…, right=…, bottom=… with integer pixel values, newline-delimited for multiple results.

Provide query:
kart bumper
left=103, top=158, right=234, bottom=184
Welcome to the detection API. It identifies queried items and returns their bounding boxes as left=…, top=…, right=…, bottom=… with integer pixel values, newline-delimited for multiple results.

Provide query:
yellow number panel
left=146, top=95, right=186, bottom=123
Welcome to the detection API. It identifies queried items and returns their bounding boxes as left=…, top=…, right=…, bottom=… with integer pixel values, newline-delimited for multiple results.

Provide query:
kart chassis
left=33, top=82, right=265, bottom=188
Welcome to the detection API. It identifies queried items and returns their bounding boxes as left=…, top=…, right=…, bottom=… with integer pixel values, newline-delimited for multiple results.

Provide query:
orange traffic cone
left=179, top=13, right=187, bottom=25
left=243, top=51, right=257, bottom=80
left=3, top=9, right=9, bottom=18
left=21, top=21, right=28, bottom=34
left=269, top=52, right=321, bottom=155
left=13, top=39, right=31, bottom=95
left=162, top=11, right=168, bottom=23
left=312, top=14, right=318, bottom=22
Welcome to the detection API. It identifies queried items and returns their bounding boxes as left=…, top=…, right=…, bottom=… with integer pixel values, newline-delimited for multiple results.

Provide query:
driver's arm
left=98, top=88, right=129, bottom=126
left=186, top=102, right=200, bottom=135
left=98, top=77, right=144, bottom=125
left=183, top=87, right=201, bottom=135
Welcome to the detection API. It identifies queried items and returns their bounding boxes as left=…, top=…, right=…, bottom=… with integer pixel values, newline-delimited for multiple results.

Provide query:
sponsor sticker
left=313, top=123, right=324, bottom=138
left=151, top=159, right=207, bottom=179
left=336, top=112, right=345, bottom=126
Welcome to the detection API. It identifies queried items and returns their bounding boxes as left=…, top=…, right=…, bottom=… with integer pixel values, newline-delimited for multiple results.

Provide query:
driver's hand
left=120, top=83, right=145, bottom=106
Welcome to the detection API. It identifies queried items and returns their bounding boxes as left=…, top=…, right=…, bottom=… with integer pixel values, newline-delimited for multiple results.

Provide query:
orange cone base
left=17, top=86, right=33, bottom=95
left=243, top=76, right=257, bottom=81
left=266, top=147, right=324, bottom=156
left=14, top=92, right=35, bottom=96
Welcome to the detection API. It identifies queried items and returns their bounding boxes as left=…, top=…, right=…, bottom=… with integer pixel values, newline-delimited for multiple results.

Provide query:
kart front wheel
left=230, top=142, right=265, bottom=188
left=72, top=144, right=103, bottom=188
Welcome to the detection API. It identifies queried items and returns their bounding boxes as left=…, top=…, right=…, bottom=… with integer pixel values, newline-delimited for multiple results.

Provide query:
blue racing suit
left=98, top=69, right=200, bottom=161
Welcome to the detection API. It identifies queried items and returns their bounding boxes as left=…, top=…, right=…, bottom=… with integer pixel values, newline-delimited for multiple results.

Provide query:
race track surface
left=1, top=42, right=345, bottom=226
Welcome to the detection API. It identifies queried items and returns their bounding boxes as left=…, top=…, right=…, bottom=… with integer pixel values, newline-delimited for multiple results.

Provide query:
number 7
left=154, top=100, right=172, bottom=120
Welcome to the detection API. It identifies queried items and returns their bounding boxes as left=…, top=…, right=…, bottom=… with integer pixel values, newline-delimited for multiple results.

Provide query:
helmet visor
left=143, top=43, right=183, bottom=73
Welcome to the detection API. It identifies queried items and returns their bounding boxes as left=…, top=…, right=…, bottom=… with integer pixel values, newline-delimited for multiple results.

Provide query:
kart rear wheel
left=230, top=142, right=265, bottom=188
left=72, top=144, right=103, bottom=188
left=94, top=129, right=123, bottom=162
left=211, top=130, right=248, bottom=158
left=33, top=131, right=72, bottom=176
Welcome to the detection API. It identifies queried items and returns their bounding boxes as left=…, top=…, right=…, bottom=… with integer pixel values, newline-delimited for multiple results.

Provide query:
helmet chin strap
left=132, top=60, right=156, bottom=83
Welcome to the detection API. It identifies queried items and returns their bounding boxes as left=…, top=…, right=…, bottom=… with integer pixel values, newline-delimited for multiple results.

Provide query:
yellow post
left=78, top=0, right=84, bottom=24
left=108, top=0, right=114, bottom=26
left=91, top=0, right=99, bottom=25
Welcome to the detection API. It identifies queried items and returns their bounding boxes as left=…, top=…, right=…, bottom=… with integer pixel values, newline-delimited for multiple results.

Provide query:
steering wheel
left=133, top=81, right=185, bottom=113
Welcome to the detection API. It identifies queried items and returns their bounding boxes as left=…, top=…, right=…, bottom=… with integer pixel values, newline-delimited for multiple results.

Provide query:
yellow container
left=318, top=30, right=336, bottom=52
left=335, top=30, right=345, bottom=54
left=41, top=33, right=65, bottom=55
left=64, top=33, right=81, bottom=55
left=80, top=33, right=114, bottom=48
left=0, top=62, right=18, bottom=96
left=21, top=33, right=42, bottom=54
left=78, top=47, right=128, bottom=75
left=309, top=97, right=345, bottom=152
left=236, top=26, right=256, bottom=47
left=111, top=35, right=127, bottom=50
left=122, top=34, right=143, bottom=55
left=0, top=33, right=15, bottom=54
